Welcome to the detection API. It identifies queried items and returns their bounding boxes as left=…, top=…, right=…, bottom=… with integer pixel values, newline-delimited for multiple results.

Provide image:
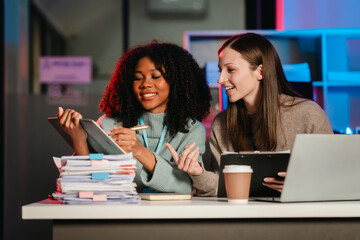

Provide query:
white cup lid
left=223, top=165, right=253, bottom=173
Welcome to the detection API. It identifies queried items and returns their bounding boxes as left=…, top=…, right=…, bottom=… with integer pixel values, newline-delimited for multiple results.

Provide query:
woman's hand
left=107, top=126, right=143, bottom=157
left=57, top=107, right=87, bottom=142
left=166, top=142, right=204, bottom=176
left=108, top=126, right=157, bottom=172
left=57, top=107, right=89, bottom=155
left=263, top=172, right=287, bottom=192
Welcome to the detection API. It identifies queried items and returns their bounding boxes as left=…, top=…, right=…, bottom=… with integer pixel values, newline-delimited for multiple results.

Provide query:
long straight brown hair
left=218, top=33, right=300, bottom=151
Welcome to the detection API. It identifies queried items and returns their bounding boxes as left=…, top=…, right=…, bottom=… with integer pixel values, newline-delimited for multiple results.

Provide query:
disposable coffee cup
left=223, top=165, right=253, bottom=203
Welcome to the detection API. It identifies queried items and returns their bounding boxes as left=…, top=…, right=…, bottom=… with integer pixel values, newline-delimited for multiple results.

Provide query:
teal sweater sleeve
left=97, top=114, right=206, bottom=194
left=138, top=121, right=206, bottom=194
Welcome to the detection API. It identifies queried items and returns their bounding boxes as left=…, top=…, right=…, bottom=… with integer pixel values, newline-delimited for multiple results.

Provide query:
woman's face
left=218, top=47, right=262, bottom=108
left=133, top=57, right=170, bottom=113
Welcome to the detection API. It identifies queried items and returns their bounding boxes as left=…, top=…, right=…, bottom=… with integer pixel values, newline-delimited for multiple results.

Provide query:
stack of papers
left=52, top=153, right=140, bottom=204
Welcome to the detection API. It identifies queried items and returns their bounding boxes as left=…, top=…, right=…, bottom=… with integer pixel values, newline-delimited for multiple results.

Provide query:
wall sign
left=39, top=57, right=92, bottom=84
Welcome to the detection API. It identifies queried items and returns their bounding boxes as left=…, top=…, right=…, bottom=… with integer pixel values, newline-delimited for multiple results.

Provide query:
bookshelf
left=183, top=29, right=360, bottom=132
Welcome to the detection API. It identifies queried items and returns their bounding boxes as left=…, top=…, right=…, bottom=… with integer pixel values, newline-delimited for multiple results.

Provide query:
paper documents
left=52, top=153, right=140, bottom=204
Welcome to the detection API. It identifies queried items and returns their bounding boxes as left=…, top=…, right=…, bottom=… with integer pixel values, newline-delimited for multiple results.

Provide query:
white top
left=22, top=197, right=360, bottom=220
left=223, top=165, right=253, bottom=173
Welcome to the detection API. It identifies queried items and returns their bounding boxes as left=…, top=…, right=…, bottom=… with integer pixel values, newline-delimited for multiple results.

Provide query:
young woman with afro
left=57, top=42, right=211, bottom=194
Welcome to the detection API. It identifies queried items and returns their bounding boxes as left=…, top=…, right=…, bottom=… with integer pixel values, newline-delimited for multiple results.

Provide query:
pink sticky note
left=79, top=191, right=94, bottom=198
left=92, top=195, right=107, bottom=202
left=91, top=160, right=109, bottom=167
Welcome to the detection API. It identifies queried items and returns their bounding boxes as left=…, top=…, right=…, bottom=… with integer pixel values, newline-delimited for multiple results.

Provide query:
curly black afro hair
left=99, top=42, right=211, bottom=136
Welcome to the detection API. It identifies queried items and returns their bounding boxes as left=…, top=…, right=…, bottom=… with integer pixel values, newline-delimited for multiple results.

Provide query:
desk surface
left=22, top=197, right=360, bottom=220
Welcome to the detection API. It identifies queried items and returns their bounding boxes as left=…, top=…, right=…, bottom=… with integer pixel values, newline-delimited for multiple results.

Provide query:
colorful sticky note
left=79, top=191, right=94, bottom=198
left=116, top=170, right=135, bottom=175
left=91, top=160, right=109, bottom=167
left=89, top=153, right=104, bottom=160
left=92, top=195, right=107, bottom=202
left=91, top=172, right=109, bottom=180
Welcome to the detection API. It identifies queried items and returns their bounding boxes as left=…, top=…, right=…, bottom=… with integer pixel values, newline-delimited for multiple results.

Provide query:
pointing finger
left=182, top=147, right=199, bottom=172
left=180, top=142, right=196, bottom=159
left=165, top=143, right=179, bottom=165
left=178, top=143, right=197, bottom=169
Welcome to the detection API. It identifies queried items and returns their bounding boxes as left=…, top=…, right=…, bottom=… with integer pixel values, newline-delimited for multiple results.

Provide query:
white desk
left=23, top=197, right=360, bottom=240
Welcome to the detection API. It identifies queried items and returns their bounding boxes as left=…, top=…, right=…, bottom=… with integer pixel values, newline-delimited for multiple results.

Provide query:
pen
left=130, top=125, right=149, bottom=131
left=108, top=125, right=149, bottom=137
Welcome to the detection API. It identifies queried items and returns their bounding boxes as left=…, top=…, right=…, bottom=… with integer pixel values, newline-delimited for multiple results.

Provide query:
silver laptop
left=255, top=134, right=360, bottom=202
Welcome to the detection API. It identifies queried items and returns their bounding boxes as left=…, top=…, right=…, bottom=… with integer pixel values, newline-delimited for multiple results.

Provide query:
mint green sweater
left=97, top=112, right=206, bottom=194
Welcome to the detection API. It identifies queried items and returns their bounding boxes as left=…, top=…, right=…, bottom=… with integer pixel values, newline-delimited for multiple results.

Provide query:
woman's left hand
left=166, top=142, right=204, bottom=176
left=263, top=172, right=287, bottom=192
left=107, top=126, right=142, bottom=156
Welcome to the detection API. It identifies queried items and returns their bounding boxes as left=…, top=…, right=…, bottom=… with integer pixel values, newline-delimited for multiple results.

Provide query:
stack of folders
left=52, top=153, right=140, bottom=204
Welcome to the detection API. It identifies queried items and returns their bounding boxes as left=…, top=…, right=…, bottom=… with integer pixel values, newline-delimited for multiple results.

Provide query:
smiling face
left=218, top=47, right=263, bottom=113
left=132, top=57, right=170, bottom=113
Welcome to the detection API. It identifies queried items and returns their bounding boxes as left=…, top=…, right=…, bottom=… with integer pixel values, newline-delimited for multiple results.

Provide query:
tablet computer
left=217, top=152, right=290, bottom=198
left=48, top=117, right=126, bottom=154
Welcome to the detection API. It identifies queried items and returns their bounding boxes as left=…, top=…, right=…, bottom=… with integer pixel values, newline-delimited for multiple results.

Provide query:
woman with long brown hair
left=170, top=33, right=333, bottom=196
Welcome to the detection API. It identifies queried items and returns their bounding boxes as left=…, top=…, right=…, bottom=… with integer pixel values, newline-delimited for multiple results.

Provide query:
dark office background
left=2, top=0, right=360, bottom=240
left=1, top=0, right=4, bottom=238
left=2, top=1, right=251, bottom=239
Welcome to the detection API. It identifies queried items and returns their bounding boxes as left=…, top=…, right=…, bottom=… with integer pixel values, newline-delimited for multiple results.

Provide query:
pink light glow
left=276, top=0, right=284, bottom=30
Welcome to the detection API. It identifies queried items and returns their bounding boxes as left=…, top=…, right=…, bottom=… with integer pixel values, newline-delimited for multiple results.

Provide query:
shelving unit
left=183, top=29, right=360, bottom=132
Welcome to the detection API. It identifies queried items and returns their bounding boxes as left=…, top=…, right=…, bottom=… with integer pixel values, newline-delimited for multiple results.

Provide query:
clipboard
left=48, top=117, right=126, bottom=154
left=217, top=152, right=290, bottom=198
